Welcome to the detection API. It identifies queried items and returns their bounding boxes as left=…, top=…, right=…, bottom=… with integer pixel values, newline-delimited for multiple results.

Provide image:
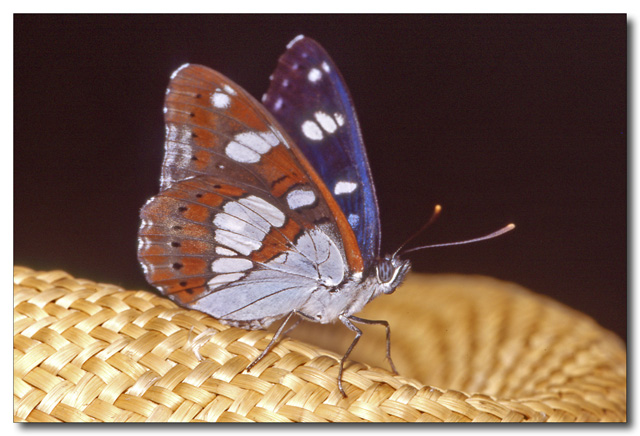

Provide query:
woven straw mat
left=13, top=266, right=626, bottom=422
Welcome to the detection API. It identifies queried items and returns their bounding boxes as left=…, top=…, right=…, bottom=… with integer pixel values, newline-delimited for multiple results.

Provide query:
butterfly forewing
left=262, top=36, right=382, bottom=267
left=138, top=63, right=364, bottom=327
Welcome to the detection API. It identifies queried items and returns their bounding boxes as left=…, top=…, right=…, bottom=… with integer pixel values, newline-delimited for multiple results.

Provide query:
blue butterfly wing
left=262, top=35, right=381, bottom=267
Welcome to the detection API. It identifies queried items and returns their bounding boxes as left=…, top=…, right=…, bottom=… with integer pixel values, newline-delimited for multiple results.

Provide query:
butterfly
left=137, top=35, right=514, bottom=396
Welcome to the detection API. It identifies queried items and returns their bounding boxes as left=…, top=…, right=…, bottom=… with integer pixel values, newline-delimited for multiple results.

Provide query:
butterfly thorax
left=298, top=255, right=411, bottom=324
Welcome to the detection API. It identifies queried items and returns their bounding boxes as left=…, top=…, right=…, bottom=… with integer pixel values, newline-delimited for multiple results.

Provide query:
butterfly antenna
left=400, top=223, right=516, bottom=255
left=391, top=205, right=442, bottom=258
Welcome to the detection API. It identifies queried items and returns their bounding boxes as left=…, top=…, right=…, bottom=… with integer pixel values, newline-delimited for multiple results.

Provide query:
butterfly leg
left=349, top=316, right=398, bottom=375
left=246, top=311, right=297, bottom=372
left=337, top=315, right=363, bottom=397
left=282, top=318, right=302, bottom=336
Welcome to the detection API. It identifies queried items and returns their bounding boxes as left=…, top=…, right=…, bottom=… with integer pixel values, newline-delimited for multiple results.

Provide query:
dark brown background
left=14, top=15, right=626, bottom=341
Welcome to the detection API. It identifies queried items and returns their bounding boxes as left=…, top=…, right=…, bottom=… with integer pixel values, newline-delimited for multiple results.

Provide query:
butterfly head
left=374, top=255, right=411, bottom=294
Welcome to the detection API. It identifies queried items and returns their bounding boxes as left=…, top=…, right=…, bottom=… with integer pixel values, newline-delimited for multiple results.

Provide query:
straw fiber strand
left=13, top=266, right=625, bottom=422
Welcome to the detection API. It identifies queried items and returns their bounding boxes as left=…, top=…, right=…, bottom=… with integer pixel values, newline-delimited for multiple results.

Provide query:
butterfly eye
left=376, top=260, right=395, bottom=284
left=376, top=258, right=411, bottom=294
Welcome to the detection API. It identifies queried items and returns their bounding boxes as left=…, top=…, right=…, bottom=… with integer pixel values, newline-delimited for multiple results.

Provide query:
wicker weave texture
left=13, top=266, right=625, bottom=422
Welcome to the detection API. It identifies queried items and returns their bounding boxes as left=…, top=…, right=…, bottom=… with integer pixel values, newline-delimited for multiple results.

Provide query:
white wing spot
left=138, top=238, right=148, bottom=251
left=225, top=131, right=277, bottom=163
left=348, top=213, right=360, bottom=228
left=225, top=141, right=260, bottom=163
left=215, top=229, right=262, bottom=255
left=321, top=61, right=330, bottom=72
left=214, top=195, right=285, bottom=255
left=334, top=112, right=345, bottom=126
left=214, top=213, right=265, bottom=244
left=223, top=84, right=237, bottom=95
left=287, top=189, right=316, bottom=210
left=334, top=181, right=358, bottom=195
left=259, top=131, right=280, bottom=147
left=308, top=68, right=322, bottom=82
left=216, top=247, right=237, bottom=256
left=301, top=120, right=323, bottom=141
left=315, top=111, right=337, bottom=133
left=213, top=195, right=285, bottom=255
left=273, top=97, right=283, bottom=111
left=207, top=272, right=245, bottom=290
left=239, top=195, right=286, bottom=227
left=212, top=91, right=230, bottom=109
left=211, top=258, right=253, bottom=273
left=235, top=132, right=272, bottom=153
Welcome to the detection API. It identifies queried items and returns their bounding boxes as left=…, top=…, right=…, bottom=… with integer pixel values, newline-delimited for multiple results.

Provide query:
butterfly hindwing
left=262, top=36, right=382, bottom=268
left=139, top=176, right=347, bottom=327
